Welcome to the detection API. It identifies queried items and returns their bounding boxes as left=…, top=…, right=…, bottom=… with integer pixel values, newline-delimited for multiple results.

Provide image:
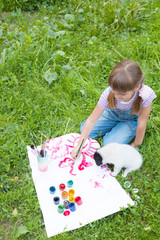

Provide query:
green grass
left=0, top=0, right=160, bottom=239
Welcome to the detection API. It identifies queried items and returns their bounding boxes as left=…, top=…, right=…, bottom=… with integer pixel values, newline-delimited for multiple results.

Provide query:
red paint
left=75, top=196, right=83, bottom=205
left=63, top=210, right=70, bottom=216
left=59, top=184, right=65, bottom=191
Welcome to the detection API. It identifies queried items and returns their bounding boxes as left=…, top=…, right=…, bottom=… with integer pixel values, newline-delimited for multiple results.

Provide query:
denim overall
left=80, top=105, right=139, bottom=146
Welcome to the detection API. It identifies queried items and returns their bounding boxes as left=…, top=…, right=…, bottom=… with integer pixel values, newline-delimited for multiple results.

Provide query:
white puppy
left=93, top=143, right=143, bottom=177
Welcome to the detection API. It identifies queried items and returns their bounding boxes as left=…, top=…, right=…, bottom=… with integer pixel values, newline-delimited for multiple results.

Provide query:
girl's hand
left=71, top=138, right=85, bottom=161
left=71, top=105, right=104, bottom=161
left=132, top=103, right=152, bottom=148
left=131, top=142, right=140, bottom=147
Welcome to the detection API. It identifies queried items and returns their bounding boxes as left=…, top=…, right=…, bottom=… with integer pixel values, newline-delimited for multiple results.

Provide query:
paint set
left=30, top=131, right=49, bottom=172
left=49, top=180, right=83, bottom=216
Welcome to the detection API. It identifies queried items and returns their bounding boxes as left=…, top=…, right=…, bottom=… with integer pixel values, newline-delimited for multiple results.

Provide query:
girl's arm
left=71, top=105, right=104, bottom=159
left=131, top=103, right=152, bottom=147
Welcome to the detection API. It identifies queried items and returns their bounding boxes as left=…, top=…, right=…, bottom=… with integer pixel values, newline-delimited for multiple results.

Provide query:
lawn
left=0, top=0, right=160, bottom=239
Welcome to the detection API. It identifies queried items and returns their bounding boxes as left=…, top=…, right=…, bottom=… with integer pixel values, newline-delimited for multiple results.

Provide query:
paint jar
left=124, top=181, right=131, bottom=188
left=69, top=196, right=75, bottom=203
left=67, top=180, right=73, bottom=188
left=62, top=191, right=68, bottom=199
left=133, top=188, right=139, bottom=193
left=59, top=184, right=66, bottom=191
left=69, top=189, right=75, bottom=196
left=37, top=153, right=48, bottom=172
left=64, top=200, right=70, bottom=209
left=49, top=186, right=56, bottom=194
left=63, top=210, right=70, bottom=216
left=58, top=205, right=64, bottom=214
left=53, top=196, right=60, bottom=205
left=69, top=202, right=76, bottom=212
left=75, top=196, right=83, bottom=205
left=135, top=195, right=141, bottom=200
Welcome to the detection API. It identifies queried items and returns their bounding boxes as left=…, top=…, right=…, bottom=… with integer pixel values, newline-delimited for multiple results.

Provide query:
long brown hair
left=107, top=59, right=144, bottom=114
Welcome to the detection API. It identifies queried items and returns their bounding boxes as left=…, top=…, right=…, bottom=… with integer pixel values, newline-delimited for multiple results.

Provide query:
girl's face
left=112, top=89, right=136, bottom=102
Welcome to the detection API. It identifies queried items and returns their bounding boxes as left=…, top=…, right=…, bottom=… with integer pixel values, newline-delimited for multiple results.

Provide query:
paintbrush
left=43, top=131, right=49, bottom=157
left=40, top=144, right=44, bottom=157
left=46, top=131, right=49, bottom=142
left=75, top=138, right=85, bottom=161
left=41, top=131, right=43, bottom=146
left=30, top=131, right=38, bottom=155
left=30, top=131, right=37, bottom=148
left=40, top=131, right=43, bottom=155
left=31, top=145, right=40, bottom=156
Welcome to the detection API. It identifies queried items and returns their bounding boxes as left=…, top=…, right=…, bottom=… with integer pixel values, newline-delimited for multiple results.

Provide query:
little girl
left=71, top=59, right=157, bottom=160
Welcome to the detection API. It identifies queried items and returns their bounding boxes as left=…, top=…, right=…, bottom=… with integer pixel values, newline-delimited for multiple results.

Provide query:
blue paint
left=49, top=186, right=56, bottom=194
left=69, top=202, right=76, bottom=212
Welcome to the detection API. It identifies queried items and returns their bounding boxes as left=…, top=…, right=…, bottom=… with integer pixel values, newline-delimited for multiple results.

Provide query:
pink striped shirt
left=98, top=85, right=157, bottom=112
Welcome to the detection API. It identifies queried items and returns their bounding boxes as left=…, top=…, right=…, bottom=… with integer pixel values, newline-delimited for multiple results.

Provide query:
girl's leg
left=80, top=110, right=119, bottom=139
left=103, top=120, right=137, bottom=145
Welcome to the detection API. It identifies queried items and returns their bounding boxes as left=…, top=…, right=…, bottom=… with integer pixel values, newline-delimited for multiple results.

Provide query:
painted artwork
left=27, top=133, right=134, bottom=238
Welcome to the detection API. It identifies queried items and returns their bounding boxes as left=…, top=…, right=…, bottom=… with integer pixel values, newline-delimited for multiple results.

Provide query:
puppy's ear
left=94, top=151, right=103, bottom=166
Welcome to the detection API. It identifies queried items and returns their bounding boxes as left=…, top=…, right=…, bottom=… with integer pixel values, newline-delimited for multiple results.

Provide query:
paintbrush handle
left=76, top=139, right=84, bottom=157
left=30, top=131, right=37, bottom=148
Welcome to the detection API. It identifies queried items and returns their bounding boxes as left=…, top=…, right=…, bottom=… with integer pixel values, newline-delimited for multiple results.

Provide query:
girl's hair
left=107, top=59, right=144, bottom=114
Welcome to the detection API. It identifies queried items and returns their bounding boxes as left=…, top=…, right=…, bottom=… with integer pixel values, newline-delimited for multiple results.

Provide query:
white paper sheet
left=27, top=133, right=134, bottom=237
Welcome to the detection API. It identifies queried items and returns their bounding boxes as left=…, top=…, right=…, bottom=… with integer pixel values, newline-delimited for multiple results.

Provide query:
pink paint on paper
left=58, top=157, right=76, bottom=176
left=101, top=165, right=111, bottom=172
left=46, top=134, right=97, bottom=163
left=46, top=137, right=69, bottom=160
left=31, top=149, right=36, bottom=156
left=78, top=153, right=93, bottom=171
left=58, top=152, right=93, bottom=176
left=94, top=181, right=103, bottom=188
left=89, top=179, right=103, bottom=188
left=51, top=144, right=69, bottom=159
left=67, top=134, right=97, bottom=157
left=46, top=133, right=99, bottom=176
left=46, top=137, right=62, bottom=151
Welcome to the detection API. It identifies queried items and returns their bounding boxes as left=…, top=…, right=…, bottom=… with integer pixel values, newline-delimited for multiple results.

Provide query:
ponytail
left=131, top=96, right=142, bottom=114
left=107, top=92, right=116, bottom=109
